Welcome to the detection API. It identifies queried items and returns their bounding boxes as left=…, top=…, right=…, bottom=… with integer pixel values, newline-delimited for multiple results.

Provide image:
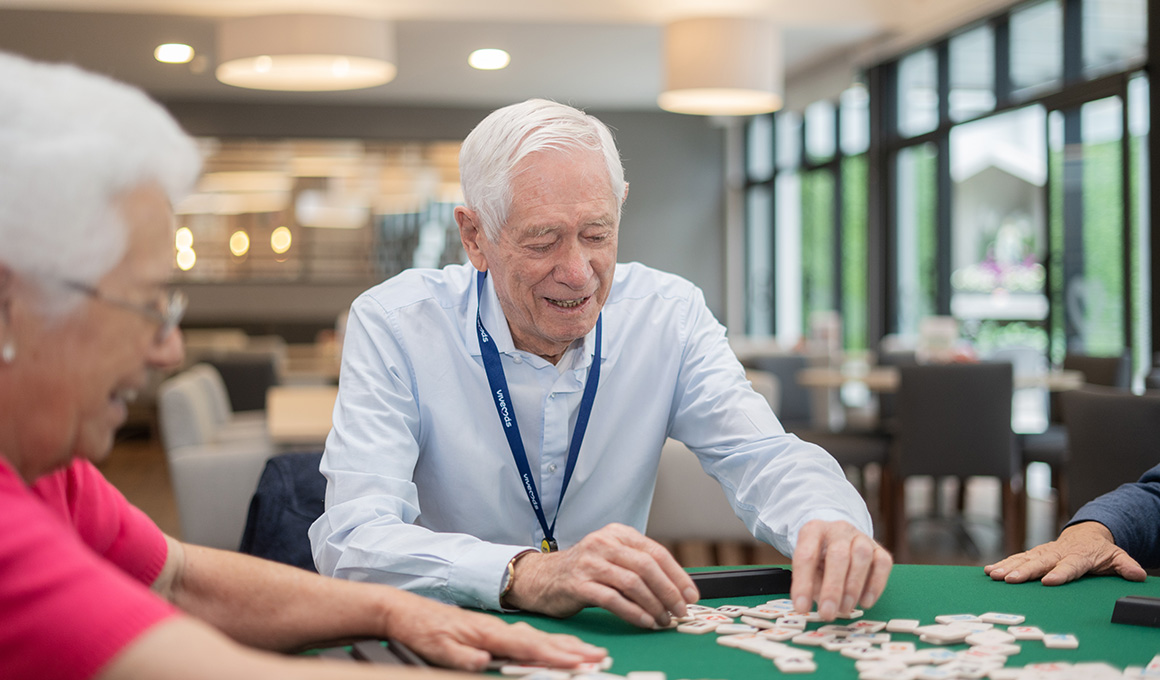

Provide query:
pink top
left=0, top=457, right=178, bottom=680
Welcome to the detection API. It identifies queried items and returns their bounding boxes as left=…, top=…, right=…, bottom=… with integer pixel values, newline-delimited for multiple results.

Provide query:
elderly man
left=0, top=54, right=602, bottom=680
left=985, top=462, right=1160, bottom=586
left=310, top=99, right=892, bottom=628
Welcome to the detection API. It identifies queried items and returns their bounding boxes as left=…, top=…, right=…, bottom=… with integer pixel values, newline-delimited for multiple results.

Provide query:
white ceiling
left=0, top=0, right=1014, bottom=110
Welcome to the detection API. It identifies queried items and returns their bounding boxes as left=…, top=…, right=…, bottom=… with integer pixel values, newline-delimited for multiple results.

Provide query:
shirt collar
left=467, top=270, right=607, bottom=367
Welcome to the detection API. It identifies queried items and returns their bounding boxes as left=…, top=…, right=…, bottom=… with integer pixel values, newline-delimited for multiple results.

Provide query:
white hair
left=459, top=99, right=625, bottom=241
left=0, top=51, right=201, bottom=315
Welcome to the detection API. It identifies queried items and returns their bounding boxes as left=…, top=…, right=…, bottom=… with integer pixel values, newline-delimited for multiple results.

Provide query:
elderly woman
left=0, top=52, right=604, bottom=680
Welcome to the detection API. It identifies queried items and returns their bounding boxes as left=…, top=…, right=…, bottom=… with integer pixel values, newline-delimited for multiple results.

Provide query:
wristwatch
left=500, top=549, right=537, bottom=608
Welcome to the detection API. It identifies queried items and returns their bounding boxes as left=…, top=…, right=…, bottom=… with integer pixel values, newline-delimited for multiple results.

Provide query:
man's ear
left=455, top=206, right=489, bottom=272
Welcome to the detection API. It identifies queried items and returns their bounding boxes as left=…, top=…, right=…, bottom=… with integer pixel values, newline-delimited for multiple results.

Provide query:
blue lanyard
left=475, top=271, right=601, bottom=552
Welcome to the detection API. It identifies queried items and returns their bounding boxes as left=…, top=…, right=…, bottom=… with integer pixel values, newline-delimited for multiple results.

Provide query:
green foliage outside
left=842, top=155, right=869, bottom=351
left=801, top=169, right=835, bottom=331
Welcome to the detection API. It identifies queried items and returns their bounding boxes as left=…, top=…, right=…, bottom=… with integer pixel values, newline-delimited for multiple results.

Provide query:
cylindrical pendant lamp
left=658, top=17, right=783, bottom=116
left=216, top=14, right=396, bottom=92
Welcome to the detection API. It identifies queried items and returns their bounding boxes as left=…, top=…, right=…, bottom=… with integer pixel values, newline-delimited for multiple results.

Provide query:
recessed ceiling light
left=468, top=48, right=510, bottom=71
left=155, top=43, right=195, bottom=64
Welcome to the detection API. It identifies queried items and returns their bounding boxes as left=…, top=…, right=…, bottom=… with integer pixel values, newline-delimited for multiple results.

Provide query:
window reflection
left=949, top=25, right=995, bottom=122
left=1010, top=0, right=1063, bottom=98
left=805, top=100, right=836, bottom=163
left=1083, top=0, right=1147, bottom=77
left=776, top=110, right=802, bottom=170
left=949, top=107, right=1049, bottom=355
left=898, top=49, right=938, bottom=137
left=746, top=114, right=775, bottom=182
left=840, top=84, right=870, bottom=156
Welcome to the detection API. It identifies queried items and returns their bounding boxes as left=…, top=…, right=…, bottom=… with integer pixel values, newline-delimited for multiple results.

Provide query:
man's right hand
left=503, top=523, right=699, bottom=628
left=983, top=521, right=1147, bottom=586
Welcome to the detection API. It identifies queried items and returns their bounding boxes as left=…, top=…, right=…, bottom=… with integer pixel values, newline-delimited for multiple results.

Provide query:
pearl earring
left=1, top=340, right=13, bottom=364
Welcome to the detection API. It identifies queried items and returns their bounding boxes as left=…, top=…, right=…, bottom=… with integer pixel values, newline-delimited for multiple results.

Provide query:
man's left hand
left=790, top=519, right=892, bottom=621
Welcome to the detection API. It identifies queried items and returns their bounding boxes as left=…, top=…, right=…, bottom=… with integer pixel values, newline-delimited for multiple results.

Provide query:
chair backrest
left=1048, top=353, right=1132, bottom=422
left=186, top=363, right=233, bottom=426
left=876, top=349, right=919, bottom=424
left=744, top=368, right=780, bottom=413
left=1063, top=386, right=1160, bottom=517
left=239, top=451, right=326, bottom=571
left=893, top=362, right=1015, bottom=480
left=646, top=439, right=757, bottom=543
left=204, top=354, right=280, bottom=412
left=156, top=371, right=218, bottom=451
left=741, top=353, right=812, bottom=430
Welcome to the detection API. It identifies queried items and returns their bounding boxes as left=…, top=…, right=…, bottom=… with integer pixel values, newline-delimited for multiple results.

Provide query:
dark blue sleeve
left=1067, top=462, right=1160, bottom=567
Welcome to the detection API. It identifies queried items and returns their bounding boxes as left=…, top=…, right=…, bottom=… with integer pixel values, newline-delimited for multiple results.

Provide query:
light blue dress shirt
left=309, top=262, right=872, bottom=610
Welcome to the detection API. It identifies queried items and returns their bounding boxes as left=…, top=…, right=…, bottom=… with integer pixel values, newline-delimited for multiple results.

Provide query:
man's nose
left=554, top=240, right=593, bottom=288
left=147, top=327, right=185, bottom=372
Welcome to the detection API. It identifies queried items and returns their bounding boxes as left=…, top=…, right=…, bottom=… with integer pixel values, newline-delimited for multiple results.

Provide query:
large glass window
left=949, top=107, right=1049, bottom=355
left=801, top=169, right=836, bottom=329
left=1010, top=0, right=1063, bottom=98
left=775, top=172, right=803, bottom=346
left=1128, top=74, right=1151, bottom=383
left=745, top=184, right=775, bottom=336
left=747, top=114, right=775, bottom=181
left=840, top=84, right=870, bottom=156
left=949, top=25, right=996, bottom=122
left=1048, top=97, right=1127, bottom=357
left=805, top=101, right=836, bottom=164
left=895, top=144, right=939, bottom=340
left=1083, top=0, right=1147, bottom=77
left=898, top=49, right=939, bottom=138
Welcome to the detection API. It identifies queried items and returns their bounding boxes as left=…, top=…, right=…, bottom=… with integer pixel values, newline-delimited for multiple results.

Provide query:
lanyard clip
left=540, top=538, right=559, bottom=553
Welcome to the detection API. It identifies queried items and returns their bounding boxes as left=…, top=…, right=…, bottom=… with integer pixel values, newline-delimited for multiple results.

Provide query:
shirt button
left=548, top=393, right=555, bottom=400
left=512, top=355, right=523, bottom=364
left=548, top=463, right=558, bottom=473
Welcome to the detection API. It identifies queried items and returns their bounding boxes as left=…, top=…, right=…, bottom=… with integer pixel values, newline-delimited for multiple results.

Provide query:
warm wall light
left=175, top=227, right=194, bottom=250
left=229, top=230, right=251, bottom=257
left=155, top=43, right=195, bottom=64
left=468, top=48, right=510, bottom=70
left=658, top=17, right=783, bottom=116
left=270, top=226, right=293, bottom=254
left=176, top=248, right=197, bottom=271
left=216, top=14, right=396, bottom=91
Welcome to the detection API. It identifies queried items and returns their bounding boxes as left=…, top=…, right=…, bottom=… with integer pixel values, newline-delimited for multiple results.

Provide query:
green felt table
left=495, top=564, right=1160, bottom=678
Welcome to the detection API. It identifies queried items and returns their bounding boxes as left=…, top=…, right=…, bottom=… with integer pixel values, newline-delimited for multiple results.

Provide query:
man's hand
left=503, top=523, right=699, bottom=629
left=790, top=520, right=892, bottom=621
left=381, top=588, right=606, bottom=671
left=984, top=521, right=1146, bottom=586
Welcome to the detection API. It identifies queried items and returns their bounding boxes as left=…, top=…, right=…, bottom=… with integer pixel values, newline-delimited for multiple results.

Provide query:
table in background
left=796, top=366, right=1084, bottom=393
left=266, top=385, right=338, bottom=448
left=497, top=564, right=1160, bottom=678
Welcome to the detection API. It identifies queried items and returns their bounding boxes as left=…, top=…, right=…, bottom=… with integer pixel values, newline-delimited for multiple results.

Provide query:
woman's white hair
left=459, top=99, right=625, bottom=241
left=0, top=51, right=200, bottom=315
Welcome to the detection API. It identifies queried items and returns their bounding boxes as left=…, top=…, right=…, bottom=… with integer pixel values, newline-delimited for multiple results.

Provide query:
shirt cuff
left=448, top=541, right=536, bottom=611
left=787, top=508, right=875, bottom=549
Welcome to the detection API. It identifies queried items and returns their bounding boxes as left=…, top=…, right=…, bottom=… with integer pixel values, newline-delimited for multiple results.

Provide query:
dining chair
left=240, top=451, right=327, bottom=571
left=1020, top=352, right=1131, bottom=529
left=888, top=362, right=1019, bottom=562
left=1061, top=386, right=1160, bottom=519
left=741, top=353, right=813, bottom=432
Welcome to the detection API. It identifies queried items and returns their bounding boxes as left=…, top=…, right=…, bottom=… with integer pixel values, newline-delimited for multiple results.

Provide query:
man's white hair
left=0, top=51, right=201, bottom=315
left=459, top=99, right=626, bottom=241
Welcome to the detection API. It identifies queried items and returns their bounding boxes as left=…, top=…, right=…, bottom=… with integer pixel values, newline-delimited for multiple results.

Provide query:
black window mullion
left=935, top=41, right=953, bottom=315
left=994, top=16, right=1012, bottom=108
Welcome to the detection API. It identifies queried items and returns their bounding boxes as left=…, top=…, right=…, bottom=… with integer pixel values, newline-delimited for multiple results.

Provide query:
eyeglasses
left=61, top=280, right=187, bottom=345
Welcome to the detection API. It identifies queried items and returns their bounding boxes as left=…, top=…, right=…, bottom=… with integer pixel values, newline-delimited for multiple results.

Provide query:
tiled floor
left=101, top=432, right=1062, bottom=567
